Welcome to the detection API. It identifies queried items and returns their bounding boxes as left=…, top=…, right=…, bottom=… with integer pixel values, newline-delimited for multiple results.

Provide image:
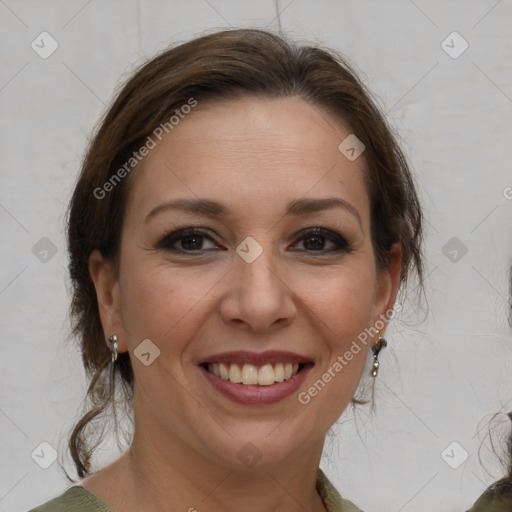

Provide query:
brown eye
left=157, top=228, right=223, bottom=253
left=291, top=228, right=352, bottom=254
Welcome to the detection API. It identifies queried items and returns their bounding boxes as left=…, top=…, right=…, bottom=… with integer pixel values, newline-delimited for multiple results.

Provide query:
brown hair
left=65, top=28, right=424, bottom=479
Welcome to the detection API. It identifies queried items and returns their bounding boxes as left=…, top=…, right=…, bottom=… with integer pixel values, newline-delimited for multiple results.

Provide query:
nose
left=219, top=243, right=297, bottom=333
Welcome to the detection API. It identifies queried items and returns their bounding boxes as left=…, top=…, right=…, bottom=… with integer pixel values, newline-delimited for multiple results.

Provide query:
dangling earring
left=370, top=330, right=387, bottom=378
left=105, top=334, right=119, bottom=426
left=107, top=334, right=118, bottom=364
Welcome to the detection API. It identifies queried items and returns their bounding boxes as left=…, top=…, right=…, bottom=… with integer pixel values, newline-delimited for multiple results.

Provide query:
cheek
left=295, top=259, right=376, bottom=399
left=118, top=256, right=222, bottom=352
left=117, top=260, right=212, bottom=413
left=297, top=268, right=376, bottom=416
left=298, top=261, right=376, bottom=341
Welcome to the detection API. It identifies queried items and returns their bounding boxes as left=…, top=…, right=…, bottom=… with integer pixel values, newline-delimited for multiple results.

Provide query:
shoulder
left=316, top=468, right=364, bottom=512
left=466, top=478, right=512, bottom=512
left=27, top=485, right=113, bottom=512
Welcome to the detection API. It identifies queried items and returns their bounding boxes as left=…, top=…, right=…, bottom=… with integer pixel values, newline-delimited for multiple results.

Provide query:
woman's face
left=91, top=95, right=400, bottom=469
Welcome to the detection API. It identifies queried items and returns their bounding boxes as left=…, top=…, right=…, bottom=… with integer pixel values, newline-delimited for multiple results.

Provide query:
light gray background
left=1, top=1, right=512, bottom=511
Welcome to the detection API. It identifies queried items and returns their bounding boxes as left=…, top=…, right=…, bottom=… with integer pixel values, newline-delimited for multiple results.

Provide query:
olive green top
left=27, top=468, right=363, bottom=511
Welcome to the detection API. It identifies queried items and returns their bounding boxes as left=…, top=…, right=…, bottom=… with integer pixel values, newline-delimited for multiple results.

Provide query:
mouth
left=197, top=350, right=314, bottom=405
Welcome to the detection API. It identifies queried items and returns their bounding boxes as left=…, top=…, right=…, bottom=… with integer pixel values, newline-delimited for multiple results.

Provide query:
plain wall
left=1, top=1, right=511, bottom=511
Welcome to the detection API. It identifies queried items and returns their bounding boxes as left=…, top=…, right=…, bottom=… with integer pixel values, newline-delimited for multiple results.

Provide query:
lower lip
left=200, top=365, right=313, bottom=405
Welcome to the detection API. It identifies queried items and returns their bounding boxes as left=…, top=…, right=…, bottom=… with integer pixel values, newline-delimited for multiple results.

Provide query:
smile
left=198, top=350, right=314, bottom=405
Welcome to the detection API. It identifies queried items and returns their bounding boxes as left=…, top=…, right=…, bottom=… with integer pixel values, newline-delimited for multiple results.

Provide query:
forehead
left=125, top=96, right=370, bottom=225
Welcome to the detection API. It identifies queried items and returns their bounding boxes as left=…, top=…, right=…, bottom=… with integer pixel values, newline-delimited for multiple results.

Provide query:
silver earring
left=370, top=331, right=387, bottom=378
left=108, top=334, right=118, bottom=364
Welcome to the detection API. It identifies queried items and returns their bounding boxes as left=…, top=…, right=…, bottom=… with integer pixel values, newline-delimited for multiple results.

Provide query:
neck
left=110, top=403, right=328, bottom=512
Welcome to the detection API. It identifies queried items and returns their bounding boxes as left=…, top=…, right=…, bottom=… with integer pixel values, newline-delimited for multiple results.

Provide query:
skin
left=84, top=95, right=402, bottom=512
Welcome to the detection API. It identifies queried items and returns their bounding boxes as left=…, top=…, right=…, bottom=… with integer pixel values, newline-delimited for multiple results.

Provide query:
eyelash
left=155, top=225, right=353, bottom=256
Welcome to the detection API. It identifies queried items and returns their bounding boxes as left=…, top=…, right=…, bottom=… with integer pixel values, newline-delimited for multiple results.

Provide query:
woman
left=29, top=28, right=424, bottom=511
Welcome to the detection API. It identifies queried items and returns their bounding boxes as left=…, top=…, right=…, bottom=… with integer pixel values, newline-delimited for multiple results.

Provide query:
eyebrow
left=145, top=197, right=362, bottom=227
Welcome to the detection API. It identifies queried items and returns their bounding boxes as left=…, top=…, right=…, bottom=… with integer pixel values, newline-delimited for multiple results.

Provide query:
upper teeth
left=207, top=362, right=300, bottom=386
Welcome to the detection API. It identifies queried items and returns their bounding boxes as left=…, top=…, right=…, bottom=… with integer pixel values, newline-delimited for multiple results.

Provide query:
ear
left=89, top=249, right=127, bottom=353
left=372, top=242, right=402, bottom=336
